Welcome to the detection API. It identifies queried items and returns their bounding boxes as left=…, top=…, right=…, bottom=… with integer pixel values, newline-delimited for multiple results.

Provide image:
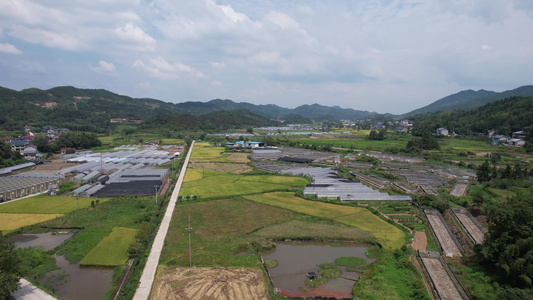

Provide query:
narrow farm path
left=133, top=141, right=195, bottom=300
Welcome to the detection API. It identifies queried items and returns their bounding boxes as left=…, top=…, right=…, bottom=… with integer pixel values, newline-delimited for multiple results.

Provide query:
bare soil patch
left=150, top=267, right=268, bottom=300
left=412, top=231, right=427, bottom=251
left=27, top=159, right=71, bottom=174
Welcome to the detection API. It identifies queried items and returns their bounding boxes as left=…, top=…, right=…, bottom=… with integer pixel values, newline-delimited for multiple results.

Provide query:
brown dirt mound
left=151, top=267, right=268, bottom=300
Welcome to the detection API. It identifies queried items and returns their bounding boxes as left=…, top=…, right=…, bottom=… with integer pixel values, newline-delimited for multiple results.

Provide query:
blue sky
left=0, top=0, right=532, bottom=114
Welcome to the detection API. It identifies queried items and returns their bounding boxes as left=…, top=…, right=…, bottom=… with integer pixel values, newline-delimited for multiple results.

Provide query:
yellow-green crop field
left=179, top=169, right=308, bottom=199
left=190, top=142, right=227, bottom=160
left=80, top=227, right=137, bottom=266
left=0, top=196, right=109, bottom=214
left=244, top=192, right=405, bottom=249
left=0, top=213, right=63, bottom=232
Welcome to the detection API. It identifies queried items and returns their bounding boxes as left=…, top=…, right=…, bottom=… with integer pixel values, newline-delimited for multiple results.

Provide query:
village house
left=10, top=140, right=28, bottom=154
left=23, top=146, right=38, bottom=159
left=492, top=135, right=508, bottom=145
left=436, top=128, right=449, bottom=136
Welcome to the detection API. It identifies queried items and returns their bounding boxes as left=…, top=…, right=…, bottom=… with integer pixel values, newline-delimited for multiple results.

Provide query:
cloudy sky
left=0, top=0, right=532, bottom=114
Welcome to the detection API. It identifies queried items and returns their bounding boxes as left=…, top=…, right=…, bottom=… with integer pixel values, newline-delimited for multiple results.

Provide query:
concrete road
left=133, top=141, right=195, bottom=300
left=13, top=279, right=56, bottom=300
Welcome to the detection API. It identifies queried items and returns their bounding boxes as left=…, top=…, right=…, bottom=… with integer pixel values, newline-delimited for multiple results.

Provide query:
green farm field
left=0, top=196, right=109, bottom=214
left=179, top=169, right=309, bottom=199
left=80, top=227, right=137, bottom=266
left=42, top=197, right=158, bottom=263
left=243, top=192, right=406, bottom=249
left=297, top=136, right=410, bottom=151
left=160, top=198, right=297, bottom=267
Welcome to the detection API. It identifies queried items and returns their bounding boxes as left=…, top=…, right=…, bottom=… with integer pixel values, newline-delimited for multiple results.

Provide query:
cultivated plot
left=244, top=192, right=405, bottom=249
left=80, top=227, right=137, bottom=266
left=151, top=267, right=268, bottom=300
left=0, top=213, right=63, bottom=232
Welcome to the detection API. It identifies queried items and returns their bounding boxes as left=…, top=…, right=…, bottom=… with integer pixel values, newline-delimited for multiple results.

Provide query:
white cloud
left=133, top=57, right=204, bottom=79
left=1, top=0, right=533, bottom=113
left=211, top=62, right=225, bottom=69
left=90, top=60, right=116, bottom=73
left=0, top=43, right=22, bottom=54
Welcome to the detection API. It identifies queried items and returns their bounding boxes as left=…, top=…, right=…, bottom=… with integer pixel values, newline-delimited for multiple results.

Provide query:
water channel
left=262, top=242, right=376, bottom=299
left=13, top=231, right=114, bottom=300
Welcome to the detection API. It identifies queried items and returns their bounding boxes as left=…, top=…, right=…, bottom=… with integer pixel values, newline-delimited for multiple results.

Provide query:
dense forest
left=411, top=97, right=533, bottom=139
left=141, top=110, right=278, bottom=133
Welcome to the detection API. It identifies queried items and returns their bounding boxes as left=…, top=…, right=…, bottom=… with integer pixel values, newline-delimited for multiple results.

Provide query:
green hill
left=405, top=85, right=533, bottom=116
left=411, top=96, right=533, bottom=138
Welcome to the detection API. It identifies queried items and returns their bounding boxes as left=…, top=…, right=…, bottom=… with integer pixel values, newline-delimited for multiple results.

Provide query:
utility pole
left=186, top=213, right=192, bottom=271
left=154, top=185, right=159, bottom=204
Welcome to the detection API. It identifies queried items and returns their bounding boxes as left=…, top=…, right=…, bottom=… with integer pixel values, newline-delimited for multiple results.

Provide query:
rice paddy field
left=80, top=227, right=137, bottom=266
left=244, top=192, right=406, bottom=249
left=0, top=196, right=109, bottom=214
left=0, top=196, right=110, bottom=232
left=179, top=169, right=308, bottom=199
left=0, top=213, right=63, bottom=232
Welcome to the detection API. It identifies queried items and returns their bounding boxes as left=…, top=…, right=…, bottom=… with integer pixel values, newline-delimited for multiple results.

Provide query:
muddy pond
left=14, top=232, right=114, bottom=300
left=261, top=242, right=376, bottom=299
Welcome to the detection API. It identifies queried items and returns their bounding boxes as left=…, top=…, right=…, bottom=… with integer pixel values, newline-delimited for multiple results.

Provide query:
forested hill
left=142, top=110, right=278, bottom=131
left=0, top=86, right=185, bottom=132
left=411, top=96, right=533, bottom=139
left=405, top=85, right=533, bottom=116
left=0, top=85, right=375, bottom=132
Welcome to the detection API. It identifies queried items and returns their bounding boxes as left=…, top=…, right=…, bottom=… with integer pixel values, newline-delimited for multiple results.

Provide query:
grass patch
left=305, top=277, right=328, bottom=288
left=41, top=197, right=158, bottom=263
left=160, top=198, right=297, bottom=268
left=0, top=196, right=109, bottom=214
left=319, top=262, right=341, bottom=278
left=249, top=220, right=375, bottom=243
left=264, top=259, right=278, bottom=268
left=80, top=227, right=137, bottom=266
left=449, top=261, right=502, bottom=300
left=366, top=245, right=381, bottom=258
left=0, top=213, right=63, bottom=232
left=244, top=192, right=405, bottom=249
left=17, top=247, right=59, bottom=278
left=354, top=248, right=430, bottom=300
left=402, top=221, right=426, bottom=231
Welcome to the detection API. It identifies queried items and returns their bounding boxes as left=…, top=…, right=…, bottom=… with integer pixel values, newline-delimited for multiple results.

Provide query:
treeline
left=411, top=97, right=533, bottom=139
left=0, top=142, right=26, bottom=168
left=142, top=109, right=278, bottom=131
left=33, top=132, right=101, bottom=153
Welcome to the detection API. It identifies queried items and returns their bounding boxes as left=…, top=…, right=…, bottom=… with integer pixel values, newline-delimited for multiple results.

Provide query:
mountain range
left=0, top=84, right=532, bottom=132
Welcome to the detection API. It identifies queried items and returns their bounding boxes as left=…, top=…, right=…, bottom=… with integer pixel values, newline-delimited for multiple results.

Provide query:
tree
left=476, top=161, right=491, bottom=183
left=0, top=233, right=22, bottom=299
left=33, top=134, right=50, bottom=153
left=480, top=195, right=533, bottom=287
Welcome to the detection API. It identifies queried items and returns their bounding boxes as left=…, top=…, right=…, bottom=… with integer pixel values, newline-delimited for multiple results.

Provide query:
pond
left=14, top=231, right=114, bottom=300
left=13, top=232, right=74, bottom=251
left=261, top=242, right=376, bottom=299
